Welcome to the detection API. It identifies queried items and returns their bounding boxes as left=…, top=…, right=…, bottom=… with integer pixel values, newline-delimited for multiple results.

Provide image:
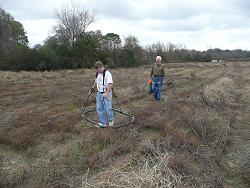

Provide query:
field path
left=225, top=64, right=250, bottom=187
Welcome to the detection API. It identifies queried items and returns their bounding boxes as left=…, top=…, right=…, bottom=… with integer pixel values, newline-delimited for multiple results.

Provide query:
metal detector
left=80, top=84, right=134, bottom=128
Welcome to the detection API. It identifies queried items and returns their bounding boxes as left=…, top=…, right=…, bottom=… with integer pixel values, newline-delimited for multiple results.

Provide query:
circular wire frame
left=81, top=108, right=135, bottom=128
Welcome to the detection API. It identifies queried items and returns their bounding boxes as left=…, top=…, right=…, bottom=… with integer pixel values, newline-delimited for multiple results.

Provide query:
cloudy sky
left=1, top=0, right=250, bottom=50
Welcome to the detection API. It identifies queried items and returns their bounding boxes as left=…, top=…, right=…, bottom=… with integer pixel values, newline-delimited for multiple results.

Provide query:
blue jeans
left=96, top=91, right=113, bottom=125
left=152, top=76, right=164, bottom=100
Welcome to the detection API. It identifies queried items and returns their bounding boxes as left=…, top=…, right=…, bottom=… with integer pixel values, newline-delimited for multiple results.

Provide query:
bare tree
left=54, top=1, right=96, bottom=45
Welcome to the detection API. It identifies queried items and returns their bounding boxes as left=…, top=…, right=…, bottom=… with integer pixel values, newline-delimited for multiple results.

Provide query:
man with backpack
left=90, top=61, right=114, bottom=128
left=150, top=56, right=165, bottom=101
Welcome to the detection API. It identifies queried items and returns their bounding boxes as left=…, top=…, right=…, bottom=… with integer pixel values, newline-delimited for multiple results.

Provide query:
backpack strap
left=103, top=69, right=106, bottom=92
left=96, top=69, right=107, bottom=92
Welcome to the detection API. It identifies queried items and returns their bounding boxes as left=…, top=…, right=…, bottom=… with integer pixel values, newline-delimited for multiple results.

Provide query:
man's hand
left=103, top=83, right=112, bottom=99
left=103, top=92, right=108, bottom=98
left=89, top=86, right=96, bottom=94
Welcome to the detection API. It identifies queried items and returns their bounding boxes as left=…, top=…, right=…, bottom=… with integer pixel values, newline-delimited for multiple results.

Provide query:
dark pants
left=152, top=76, right=164, bottom=101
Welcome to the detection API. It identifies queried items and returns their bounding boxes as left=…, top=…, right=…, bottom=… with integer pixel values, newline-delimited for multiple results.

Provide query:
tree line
left=1, top=4, right=250, bottom=71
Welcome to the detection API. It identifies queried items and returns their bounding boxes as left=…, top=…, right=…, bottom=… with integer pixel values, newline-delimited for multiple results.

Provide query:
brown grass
left=204, top=77, right=236, bottom=107
left=0, top=62, right=249, bottom=187
left=83, top=139, right=183, bottom=188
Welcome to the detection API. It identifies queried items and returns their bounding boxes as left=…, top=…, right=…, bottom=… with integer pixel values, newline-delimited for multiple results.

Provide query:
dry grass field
left=0, top=62, right=250, bottom=187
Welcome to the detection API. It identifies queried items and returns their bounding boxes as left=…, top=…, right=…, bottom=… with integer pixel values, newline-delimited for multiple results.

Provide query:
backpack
left=96, top=69, right=106, bottom=92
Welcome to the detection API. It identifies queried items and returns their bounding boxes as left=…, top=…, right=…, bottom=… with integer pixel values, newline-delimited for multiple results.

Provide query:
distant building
left=211, top=60, right=218, bottom=63
left=211, top=60, right=224, bottom=63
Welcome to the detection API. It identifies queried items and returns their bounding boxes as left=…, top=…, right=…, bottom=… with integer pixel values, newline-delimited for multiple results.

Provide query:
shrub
left=204, top=77, right=236, bottom=107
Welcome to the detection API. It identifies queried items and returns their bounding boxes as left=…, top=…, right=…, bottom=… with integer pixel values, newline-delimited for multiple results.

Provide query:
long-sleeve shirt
left=150, top=63, right=165, bottom=77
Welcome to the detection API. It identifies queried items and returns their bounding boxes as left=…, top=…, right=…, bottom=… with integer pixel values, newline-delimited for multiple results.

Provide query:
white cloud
left=2, top=0, right=250, bottom=50
left=22, top=19, right=56, bottom=46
